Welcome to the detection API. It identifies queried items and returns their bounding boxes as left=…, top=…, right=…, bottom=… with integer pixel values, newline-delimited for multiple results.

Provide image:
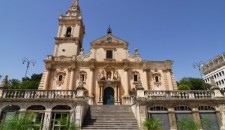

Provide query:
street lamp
left=22, top=58, right=36, bottom=78
left=193, top=61, right=204, bottom=78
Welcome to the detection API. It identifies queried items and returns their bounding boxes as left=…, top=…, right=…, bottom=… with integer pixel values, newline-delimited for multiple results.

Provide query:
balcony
left=0, top=89, right=77, bottom=99
left=144, top=90, right=214, bottom=99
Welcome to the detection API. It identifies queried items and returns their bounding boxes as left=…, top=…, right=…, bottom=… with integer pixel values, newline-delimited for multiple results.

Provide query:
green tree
left=56, top=115, right=79, bottom=130
left=8, top=79, right=21, bottom=89
left=8, top=73, right=42, bottom=89
left=177, top=77, right=211, bottom=90
left=0, top=112, right=34, bottom=130
left=177, top=117, right=214, bottom=130
left=143, top=118, right=162, bottom=130
left=178, top=84, right=190, bottom=90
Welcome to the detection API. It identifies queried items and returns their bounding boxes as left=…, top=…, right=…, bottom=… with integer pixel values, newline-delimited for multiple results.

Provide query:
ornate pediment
left=91, top=34, right=128, bottom=49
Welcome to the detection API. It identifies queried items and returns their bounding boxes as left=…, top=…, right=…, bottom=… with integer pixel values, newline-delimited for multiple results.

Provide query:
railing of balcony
left=0, top=89, right=77, bottom=99
left=144, top=90, right=214, bottom=99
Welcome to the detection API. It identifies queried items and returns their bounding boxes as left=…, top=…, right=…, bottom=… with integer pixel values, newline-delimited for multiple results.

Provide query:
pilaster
left=69, top=65, right=76, bottom=90
left=18, top=108, right=26, bottom=118
left=168, top=108, right=177, bottom=130
left=137, top=105, right=147, bottom=129
left=88, top=68, right=94, bottom=104
left=42, top=109, right=52, bottom=130
left=192, top=108, right=202, bottom=130
left=219, top=105, right=225, bottom=130
left=143, top=68, right=149, bottom=90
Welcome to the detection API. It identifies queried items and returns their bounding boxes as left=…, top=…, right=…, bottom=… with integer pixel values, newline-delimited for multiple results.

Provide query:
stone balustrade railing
left=144, top=90, right=215, bottom=99
left=46, top=55, right=75, bottom=62
left=0, top=89, right=77, bottom=99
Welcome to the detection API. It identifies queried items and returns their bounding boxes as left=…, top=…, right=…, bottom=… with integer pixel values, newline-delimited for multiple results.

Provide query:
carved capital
left=89, top=59, right=95, bottom=71
left=45, top=63, right=52, bottom=71
left=68, top=64, right=76, bottom=71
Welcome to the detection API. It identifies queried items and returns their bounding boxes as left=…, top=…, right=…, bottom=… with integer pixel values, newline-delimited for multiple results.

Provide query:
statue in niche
left=98, top=69, right=106, bottom=80
left=107, top=72, right=112, bottom=80
left=114, top=71, right=121, bottom=80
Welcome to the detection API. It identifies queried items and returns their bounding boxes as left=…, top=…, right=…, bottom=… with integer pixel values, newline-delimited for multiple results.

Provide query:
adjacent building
left=201, top=53, right=225, bottom=89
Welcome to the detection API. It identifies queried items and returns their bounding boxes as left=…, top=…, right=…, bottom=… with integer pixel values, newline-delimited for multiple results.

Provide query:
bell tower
left=54, top=0, right=85, bottom=57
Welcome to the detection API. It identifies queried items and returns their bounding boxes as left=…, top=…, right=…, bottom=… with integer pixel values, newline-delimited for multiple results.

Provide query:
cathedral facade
left=38, top=0, right=177, bottom=105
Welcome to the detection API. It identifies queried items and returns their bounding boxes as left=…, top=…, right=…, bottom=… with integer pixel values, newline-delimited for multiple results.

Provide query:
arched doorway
left=103, top=87, right=114, bottom=105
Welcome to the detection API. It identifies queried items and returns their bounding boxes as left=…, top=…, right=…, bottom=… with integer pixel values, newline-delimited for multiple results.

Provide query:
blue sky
left=0, top=0, right=225, bottom=82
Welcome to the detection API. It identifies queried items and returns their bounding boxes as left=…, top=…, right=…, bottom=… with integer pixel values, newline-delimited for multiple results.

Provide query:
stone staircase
left=82, top=105, right=139, bottom=130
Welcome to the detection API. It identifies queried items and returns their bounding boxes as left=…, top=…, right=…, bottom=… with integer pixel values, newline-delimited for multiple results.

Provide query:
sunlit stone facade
left=38, top=0, right=177, bottom=105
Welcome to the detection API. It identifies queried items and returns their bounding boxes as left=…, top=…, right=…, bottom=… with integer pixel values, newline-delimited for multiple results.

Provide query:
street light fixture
left=193, top=61, right=204, bottom=78
left=22, top=58, right=36, bottom=78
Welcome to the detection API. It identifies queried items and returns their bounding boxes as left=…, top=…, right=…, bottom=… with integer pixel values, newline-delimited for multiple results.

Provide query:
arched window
left=51, top=105, right=71, bottom=130
left=148, top=106, right=169, bottom=130
left=58, top=75, right=63, bottom=81
left=65, top=27, right=72, bottom=37
left=80, top=71, right=87, bottom=83
left=155, top=76, right=159, bottom=83
left=198, top=106, right=219, bottom=129
left=27, top=105, right=45, bottom=130
left=132, top=71, right=140, bottom=82
left=175, top=105, right=193, bottom=129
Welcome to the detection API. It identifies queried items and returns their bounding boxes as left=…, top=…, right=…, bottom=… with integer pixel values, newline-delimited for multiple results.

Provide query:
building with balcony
left=1, top=0, right=225, bottom=130
left=201, top=53, right=225, bottom=89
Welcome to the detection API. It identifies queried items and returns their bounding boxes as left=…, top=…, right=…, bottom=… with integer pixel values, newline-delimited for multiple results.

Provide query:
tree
left=8, top=73, right=42, bottom=89
left=56, top=115, right=80, bottom=130
left=178, top=84, right=190, bottom=90
left=143, top=118, right=162, bottom=130
left=177, top=77, right=211, bottom=90
left=8, top=79, right=21, bottom=89
left=0, top=112, right=34, bottom=130
left=177, top=117, right=214, bottom=130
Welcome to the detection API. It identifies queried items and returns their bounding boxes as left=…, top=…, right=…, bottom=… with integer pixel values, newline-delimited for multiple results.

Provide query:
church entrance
left=103, top=87, right=114, bottom=105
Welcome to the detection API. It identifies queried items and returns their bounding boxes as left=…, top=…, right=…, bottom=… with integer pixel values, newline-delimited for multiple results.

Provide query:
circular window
left=107, top=37, right=112, bottom=42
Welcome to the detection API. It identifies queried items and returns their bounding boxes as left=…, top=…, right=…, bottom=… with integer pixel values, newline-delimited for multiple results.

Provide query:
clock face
left=107, top=37, right=112, bottom=42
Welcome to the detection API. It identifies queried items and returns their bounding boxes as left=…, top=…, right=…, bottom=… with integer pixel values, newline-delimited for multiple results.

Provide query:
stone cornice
left=55, top=37, right=80, bottom=44
left=136, top=98, right=225, bottom=107
left=44, top=57, right=173, bottom=71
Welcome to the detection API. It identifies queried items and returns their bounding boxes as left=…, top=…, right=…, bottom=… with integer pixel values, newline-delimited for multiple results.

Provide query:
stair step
left=82, top=105, right=139, bottom=130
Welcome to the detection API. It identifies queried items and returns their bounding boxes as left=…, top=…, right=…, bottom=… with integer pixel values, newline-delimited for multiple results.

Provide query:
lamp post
left=193, top=61, right=204, bottom=78
left=22, top=58, right=36, bottom=78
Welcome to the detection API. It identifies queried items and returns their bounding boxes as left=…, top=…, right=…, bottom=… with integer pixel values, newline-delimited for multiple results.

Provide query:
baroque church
left=38, top=0, right=177, bottom=105
left=1, top=0, right=225, bottom=130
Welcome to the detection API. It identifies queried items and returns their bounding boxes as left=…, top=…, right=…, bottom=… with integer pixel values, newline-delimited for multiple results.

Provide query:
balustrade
left=0, top=89, right=77, bottom=99
left=144, top=90, right=214, bottom=99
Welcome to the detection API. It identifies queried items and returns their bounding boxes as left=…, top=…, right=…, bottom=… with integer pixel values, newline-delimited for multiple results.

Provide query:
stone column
left=143, top=69, right=149, bottom=90
left=18, top=108, right=26, bottom=118
left=42, top=109, right=52, bottom=130
left=75, top=105, right=83, bottom=127
left=115, top=85, right=118, bottom=105
left=137, top=105, right=147, bottom=129
left=219, top=105, right=225, bottom=130
left=101, top=86, right=104, bottom=104
left=88, top=68, right=94, bottom=104
left=192, top=108, right=202, bottom=130
left=168, top=108, right=177, bottom=130
left=124, top=69, right=129, bottom=96
left=69, top=68, right=75, bottom=90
